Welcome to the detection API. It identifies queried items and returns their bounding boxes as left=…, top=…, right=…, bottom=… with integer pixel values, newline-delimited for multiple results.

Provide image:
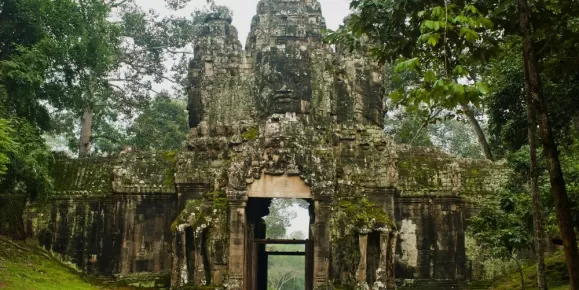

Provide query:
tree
left=469, top=190, right=532, bottom=290
left=517, top=0, right=579, bottom=287
left=289, top=231, right=306, bottom=240
left=384, top=109, right=433, bottom=147
left=267, top=244, right=306, bottom=290
left=0, top=119, right=16, bottom=179
left=326, top=0, right=496, bottom=160
left=44, top=1, right=233, bottom=157
left=0, top=0, right=87, bottom=199
left=264, top=199, right=298, bottom=239
left=128, top=92, right=189, bottom=151
left=429, top=118, right=485, bottom=159
left=268, top=257, right=301, bottom=290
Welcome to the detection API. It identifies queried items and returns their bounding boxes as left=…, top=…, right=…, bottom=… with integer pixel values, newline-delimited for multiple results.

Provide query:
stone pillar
left=373, top=230, right=390, bottom=290
left=313, top=200, right=331, bottom=287
left=171, top=230, right=188, bottom=288
left=193, top=231, right=205, bottom=285
left=228, top=200, right=247, bottom=290
left=387, top=231, right=398, bottom=290
left=356, top=231, right=369, bottom=289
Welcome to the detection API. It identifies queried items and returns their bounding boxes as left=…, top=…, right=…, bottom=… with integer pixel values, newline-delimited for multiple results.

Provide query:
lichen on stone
left=241, top=127, right=259, bottom=141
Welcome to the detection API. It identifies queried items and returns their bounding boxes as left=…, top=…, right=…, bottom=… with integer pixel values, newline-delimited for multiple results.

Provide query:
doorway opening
left=245, top=198, right=313, bottom=290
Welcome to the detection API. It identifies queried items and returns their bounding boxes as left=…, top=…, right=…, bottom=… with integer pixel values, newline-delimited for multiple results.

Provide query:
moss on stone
left=241, top=127, right=259, bottom=141
left=164, top=151, right=177, bottom=162
left=171, top=190, right=228, bottom=233
left=337, top=198, right=391, bottom=230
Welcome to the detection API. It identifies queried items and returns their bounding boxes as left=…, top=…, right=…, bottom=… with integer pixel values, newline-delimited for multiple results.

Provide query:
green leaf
left=460, top=27, right=480, bottom=42
left=452, top=83, right=466, bottom=96
left=395, top=58, right=420, bottom=72
left=427, top=33, right=441, bottom=46
left=452, top=65, right=468, bottom=76
left=424, top=70, right=436, bottom=83
left=480, top=17, right=495, bottom=29
left=476, top=82, right=490, bottom=94
left=432, top=6, right=444, bottom=18
left=465, top=4, right=479, bottom=14
left=453, top=15, right=469, bottom=24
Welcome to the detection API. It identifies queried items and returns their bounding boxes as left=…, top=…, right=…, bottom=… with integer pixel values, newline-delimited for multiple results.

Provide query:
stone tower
left=20, top=0, right=509, bottom=289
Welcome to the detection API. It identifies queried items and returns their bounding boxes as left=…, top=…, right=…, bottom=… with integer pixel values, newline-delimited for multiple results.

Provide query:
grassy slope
left=0, top=236, right=124, bottom=290
left=492, top=252, right=570, bottom=290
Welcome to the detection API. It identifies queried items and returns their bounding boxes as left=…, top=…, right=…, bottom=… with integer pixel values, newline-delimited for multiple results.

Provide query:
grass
left=492, top=252, right=570, bottom=290
left=0, top=236, right=133, bottom=290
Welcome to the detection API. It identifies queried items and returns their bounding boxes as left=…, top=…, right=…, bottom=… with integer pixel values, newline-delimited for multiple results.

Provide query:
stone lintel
left=247, top=173, right=312, bottom=199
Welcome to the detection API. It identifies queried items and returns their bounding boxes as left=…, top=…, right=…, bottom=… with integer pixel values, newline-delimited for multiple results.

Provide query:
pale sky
left=138, top=0, right=351, bottom=47
left=135, top=0, right=350, bottom=236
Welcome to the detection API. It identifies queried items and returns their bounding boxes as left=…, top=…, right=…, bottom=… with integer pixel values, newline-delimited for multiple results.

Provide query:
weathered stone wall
left=23, top=156, right=178, bottom=283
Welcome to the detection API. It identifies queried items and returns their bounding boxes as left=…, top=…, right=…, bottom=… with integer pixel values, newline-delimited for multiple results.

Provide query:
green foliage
left=492, top=252, right=569, bottom=290
left=0, top=118, right=53, bottom=198
left=485, top=39, right=579, bottom=155
left=384, top=108, right=484, bottom=158
left=429, top=118, right=485, bottom=159
left=0, top=119, right=17, bottom=179
left=264, top=199, right=303, bottom=239
left=128, top=92, right=189, bottom=151
left=326, top=0, right=496, bottom=113
left=46, top=0, right=232, bottom=156
left=384, top=109, right=433, bottom=147
left=468, top=190, right=532, bottom=260
left=267, top=244, right=305, bottom=290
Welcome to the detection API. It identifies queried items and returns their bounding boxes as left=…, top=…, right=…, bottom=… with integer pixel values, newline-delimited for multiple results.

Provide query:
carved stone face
left=256, top=47, right=312, bottom=115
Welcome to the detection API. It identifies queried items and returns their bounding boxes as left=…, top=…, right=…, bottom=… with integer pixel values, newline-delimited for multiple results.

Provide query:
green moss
left=0, top=237, right=123, bottom=290
left=337, top=198, right=391, bottom=230
left=163, top=151, right=177, bottom=162
left=205, top=190, right=228, bottom=211
left=241, top=127, right=259, bottom=141
left=171, top=191, right=228, bottom=232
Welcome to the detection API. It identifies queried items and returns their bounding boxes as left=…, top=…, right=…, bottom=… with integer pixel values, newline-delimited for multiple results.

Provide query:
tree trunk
left=513, top=255, right=527, bottom=290
left=524, top=61, right=548, bottom=290
left=79, top=108, right=93, bottom=157
left=460, top=103, right=493, bottom=160
left=518, top=0, right=579, bottom=288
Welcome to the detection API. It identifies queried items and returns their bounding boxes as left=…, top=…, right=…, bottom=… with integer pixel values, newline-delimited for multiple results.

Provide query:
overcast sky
left=138, top=0, right=351, bottom=47
left=135, top=0, right=351, bottom=236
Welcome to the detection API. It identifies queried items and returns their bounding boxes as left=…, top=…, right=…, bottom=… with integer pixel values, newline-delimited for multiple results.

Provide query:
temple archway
left=245, top=197, right=313, bottom=290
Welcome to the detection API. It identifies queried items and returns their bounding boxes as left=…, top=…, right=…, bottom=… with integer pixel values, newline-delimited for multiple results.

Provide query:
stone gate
left=21, top=0, right=509, bottom=289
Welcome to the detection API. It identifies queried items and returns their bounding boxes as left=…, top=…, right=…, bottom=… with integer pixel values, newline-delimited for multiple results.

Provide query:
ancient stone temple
left=21, top=0, right=508, bottom=289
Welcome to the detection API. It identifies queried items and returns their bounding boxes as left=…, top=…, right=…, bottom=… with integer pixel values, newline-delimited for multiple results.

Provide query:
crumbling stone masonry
left=20, top=0, right=509, bottom=289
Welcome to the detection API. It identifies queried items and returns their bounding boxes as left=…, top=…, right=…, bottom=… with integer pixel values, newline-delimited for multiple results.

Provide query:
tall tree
left=128, top=92, right=189, bottom=151
left=48, top=1, right=232, bottom=157
left=517, top=0, right=579, bottom=287
left=264, top=199, right=298, bottom=239
left=524, top=61, right=547, bottom=290
left=326, top=0, right=496, bottom=160
left=469, top=189, right=532, bottom=290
